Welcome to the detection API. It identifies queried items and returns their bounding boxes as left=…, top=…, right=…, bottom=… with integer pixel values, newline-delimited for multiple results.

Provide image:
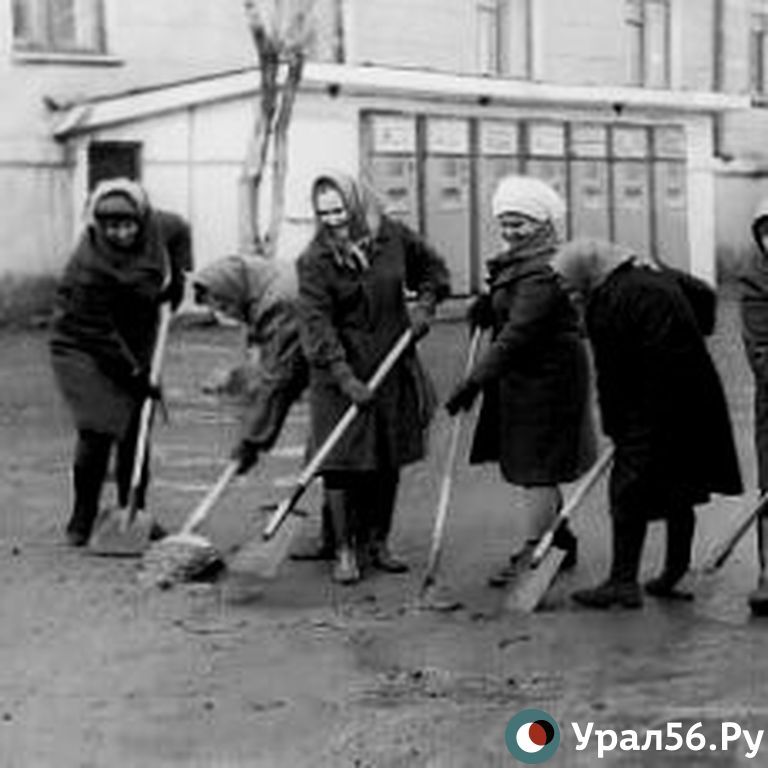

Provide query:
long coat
left=741, top=196, right=768, bottom=491
left=469, top=253, right=596, bottom=485
left=50, top=207, right=191, bottom=439
left=297, top=216, right=450, bottom=472
left=587, top=264, right=742, bottom=519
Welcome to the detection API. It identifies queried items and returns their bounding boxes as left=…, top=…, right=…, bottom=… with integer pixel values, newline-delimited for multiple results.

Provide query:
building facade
left=3, top=0, right=767, bottom=289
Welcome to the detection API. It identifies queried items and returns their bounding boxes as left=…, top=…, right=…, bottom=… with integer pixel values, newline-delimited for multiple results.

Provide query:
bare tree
left=240, top=0, right=317, bottom=258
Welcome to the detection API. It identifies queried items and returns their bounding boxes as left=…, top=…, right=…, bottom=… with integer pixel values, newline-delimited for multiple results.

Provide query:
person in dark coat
left=192, top=255, right=336, bottom=559
left=551, top=238, right=743, bottom=609
left=297, top=171, right=450, bottom=584
left=446, top=175, right=596, bottom=587
left=740, top=198, right=768, bottom=613
left=50, top=178, right=192, bottom=546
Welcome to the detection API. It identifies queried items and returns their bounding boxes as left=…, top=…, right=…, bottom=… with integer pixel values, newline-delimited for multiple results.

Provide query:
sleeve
left=160, top=212, right=193, bottom=310
left=396, top=220, right=451, bottom=316
left=239, top=309, right=308, bottom=450
left=468, top=271, right=559, bottom=386
left=296, top=252, right=356, bottom=385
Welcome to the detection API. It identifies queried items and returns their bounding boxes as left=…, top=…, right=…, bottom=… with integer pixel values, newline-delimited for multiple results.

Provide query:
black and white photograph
left=3, top=1, right=768, bottom=765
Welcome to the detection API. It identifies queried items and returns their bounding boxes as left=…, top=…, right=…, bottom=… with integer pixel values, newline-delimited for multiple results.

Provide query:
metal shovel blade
left=88, top=507, right=154, bottom=557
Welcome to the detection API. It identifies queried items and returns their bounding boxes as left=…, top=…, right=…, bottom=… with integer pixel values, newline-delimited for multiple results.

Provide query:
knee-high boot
left=326, top=487, right=360, bottom=585
left=645, top=506, right=695, bottom=598
left=572, top=515, right=646, bottom=609
left=67, top=430, right=112, bottom=545
left=366, top=470, right=408, bottom=573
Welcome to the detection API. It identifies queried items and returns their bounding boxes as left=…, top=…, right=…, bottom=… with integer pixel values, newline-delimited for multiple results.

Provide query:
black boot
left=572, top=516, right=646, bottom=609
left=645, top=506, right=695, bottom=601
left=366, top=470, right=409, bottom=574
left=66, top=431, right=111, bottom=546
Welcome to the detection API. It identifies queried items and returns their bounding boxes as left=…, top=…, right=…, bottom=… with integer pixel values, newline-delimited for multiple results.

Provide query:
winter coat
left=297, top=179, right=450, bottom=473
left=588, top=263, right=742, bottom=518
left=192, top=255, right=308, bottom=451
left=468, top=245, right=596, bottom=485
left=50, top=180, right=192, bottom=438
left=741, top=197, right=768, bottom=491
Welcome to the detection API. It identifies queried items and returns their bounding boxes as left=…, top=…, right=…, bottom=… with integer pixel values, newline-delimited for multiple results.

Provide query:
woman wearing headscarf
left=297, top=171, right=450, bottom=584
left=445, top=175, right=597, bottom=588
left=551, top=238, right=742, bottom=608
left=50, top=178, right=192, bottom=546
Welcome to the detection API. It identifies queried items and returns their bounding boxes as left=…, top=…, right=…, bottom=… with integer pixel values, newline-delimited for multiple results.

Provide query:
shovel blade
left=89, top=508, right=154, bottom=557
left=504, top=549, right=566, bottom=613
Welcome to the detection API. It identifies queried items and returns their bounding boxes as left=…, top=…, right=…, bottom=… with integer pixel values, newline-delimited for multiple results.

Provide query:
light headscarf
left=550, top=238, right=645, bottom=299
left=492, top=175, right=566, bottom=223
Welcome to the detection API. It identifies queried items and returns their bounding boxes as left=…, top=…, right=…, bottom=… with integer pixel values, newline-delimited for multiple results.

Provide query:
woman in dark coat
left=446, top=175, right=596, bottom=587
left=50, top=178, right=191, bottom=546
left=297, top=171, right=450, bottom=584
left=552, top=238, right=743, bottom=608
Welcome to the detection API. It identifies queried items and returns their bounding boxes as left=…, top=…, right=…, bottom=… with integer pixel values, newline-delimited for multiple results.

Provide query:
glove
left=445, top=379, right=480, bottom=415
left=338, top=373, right=374, bottom=407
left=231, top=440, right=260, bottom=475
left=467, top=294, right=494, bottom=331
left=409, top=304, right=432, bottom=342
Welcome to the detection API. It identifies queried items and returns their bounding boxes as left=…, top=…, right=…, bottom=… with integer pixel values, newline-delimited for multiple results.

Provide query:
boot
left=749, top=514, right=768, bottom=616
left=66, top=431, right=111, bottom=546
left=333, top=546, right=360, bottom=585
left=572, top=516, right=646, bottom=610
left=645, top=506, right=694, bottom=601
left=365, top=470, right=409, bottom=574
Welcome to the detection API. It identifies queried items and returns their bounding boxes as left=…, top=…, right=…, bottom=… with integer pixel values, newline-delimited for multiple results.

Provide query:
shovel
left=418, top=328, right=482, bottom=608
left=504, top=446, right=614, bottom=613
left=226, top=328, right=415, bottom=582
left=90, top=302, right=173, bottom=556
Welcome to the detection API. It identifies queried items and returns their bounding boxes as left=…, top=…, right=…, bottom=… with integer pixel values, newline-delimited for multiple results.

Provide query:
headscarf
left=550, top=238, right=642, bottom=299
left=484, top=175, right=565, bottom=280
left=192, top=254, right=297, bottom=324
left=491, top=175, right=566, bottom=223
left=70, top=178, right=168, bottom=293
left=310, top=171, right=384, bottom=271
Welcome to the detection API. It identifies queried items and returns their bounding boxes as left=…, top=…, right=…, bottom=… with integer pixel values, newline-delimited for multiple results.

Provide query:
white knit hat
left=491, top=175, right=566, bottom=222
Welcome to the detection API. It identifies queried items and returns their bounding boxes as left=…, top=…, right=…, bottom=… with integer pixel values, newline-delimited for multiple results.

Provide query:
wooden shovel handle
left=179, top=460, right=241, bottom=536
left=262, top=328, right=415, bottom=541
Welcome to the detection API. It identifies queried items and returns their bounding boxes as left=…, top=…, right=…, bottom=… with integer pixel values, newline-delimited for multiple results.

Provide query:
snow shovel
left=701, top=491, right=768, bottom=574
left=419, top=328, right=483, bottom=607
left=504, top=446, right=615, bottom=613
left=226, top=328, right=415, bottom=582
left=90, top=301, right=173, bottom=556
left=139, top=459, right=240, bottom=588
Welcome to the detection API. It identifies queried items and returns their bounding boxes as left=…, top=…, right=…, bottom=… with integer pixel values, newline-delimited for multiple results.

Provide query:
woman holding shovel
left=551, top=238, right=742, bottom=609
left=50, top=178, right=191, bottom=546
left=297, top=171, right=450, bottom=585
left=445, top=175, right=596, bottom=589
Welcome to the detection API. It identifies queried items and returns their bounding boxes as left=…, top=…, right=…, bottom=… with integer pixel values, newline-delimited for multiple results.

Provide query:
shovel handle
left=179, top=460, right=241, bottom=536
left=421, top=328, right=483, bottom=593
left=707, top=492, right=768, bottom=572
left=529, top=445, right=614, bottom=568
left=126, top=302, right=173, bottom=524
left=262, top=328, right=414, bottom=541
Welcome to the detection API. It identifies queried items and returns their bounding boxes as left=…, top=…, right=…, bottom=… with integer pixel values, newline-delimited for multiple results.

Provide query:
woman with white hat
left=446, top=175, right=596, bottom=587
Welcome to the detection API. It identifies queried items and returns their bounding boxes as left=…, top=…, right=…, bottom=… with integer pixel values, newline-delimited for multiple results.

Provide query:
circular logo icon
left=505, top=709, right=560, bottom=764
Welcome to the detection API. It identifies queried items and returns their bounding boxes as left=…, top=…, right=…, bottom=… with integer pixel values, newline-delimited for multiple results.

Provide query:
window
left=625, top=0, right=670, bottom=88
left=477, top=0, right=530, bottom=78
left=751, top=1, right=768, bottom=94
left=87, top=142, right=142, bottom=191
left=12, top=0, right=105, bottom=54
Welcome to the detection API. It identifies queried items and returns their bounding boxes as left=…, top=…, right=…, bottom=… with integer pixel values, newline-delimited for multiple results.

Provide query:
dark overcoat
left=587, top=264, right=742, bottom=519
left=297, top=216, right=450, bottom=472
left=50, top=208, right=190, bottom=439
left=468, top=253, right=596, bottom=485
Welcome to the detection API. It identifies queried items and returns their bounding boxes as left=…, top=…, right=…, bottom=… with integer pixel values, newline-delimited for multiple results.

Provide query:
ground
left=2, top=299, right=768, bottom=767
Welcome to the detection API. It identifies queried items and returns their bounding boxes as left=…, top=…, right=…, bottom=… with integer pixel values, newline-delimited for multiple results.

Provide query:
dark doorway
left=87, top=141, right=142, bottom=190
